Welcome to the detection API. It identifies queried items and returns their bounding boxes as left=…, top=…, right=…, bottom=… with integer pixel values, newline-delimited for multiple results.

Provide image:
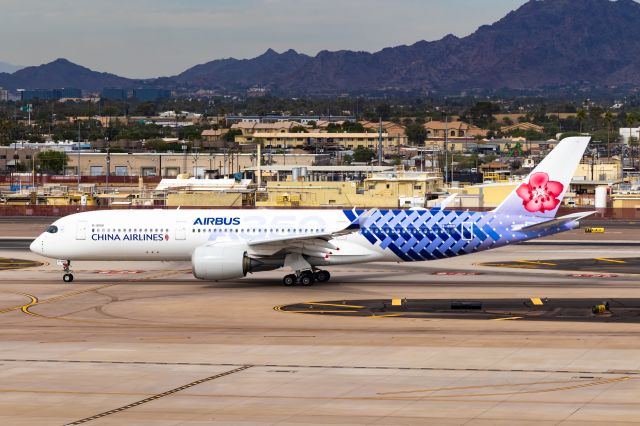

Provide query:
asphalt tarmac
left=0, top=224, right=639, bottom=425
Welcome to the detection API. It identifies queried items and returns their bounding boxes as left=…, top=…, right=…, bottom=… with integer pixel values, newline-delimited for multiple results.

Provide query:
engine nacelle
left=191, top=242, right=250, bottom=281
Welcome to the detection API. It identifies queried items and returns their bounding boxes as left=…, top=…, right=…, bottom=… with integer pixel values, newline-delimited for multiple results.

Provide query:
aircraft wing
left=512, top=211, right=596, bottom=232
left=247, top=208, right=376, bottom=248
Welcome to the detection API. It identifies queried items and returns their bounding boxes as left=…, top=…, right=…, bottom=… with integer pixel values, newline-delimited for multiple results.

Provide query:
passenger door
left=175, top=221, right=186, bottom=240
left=76, top=220, right=87, bottom=240
left=461, top=222, right=473, bottom=241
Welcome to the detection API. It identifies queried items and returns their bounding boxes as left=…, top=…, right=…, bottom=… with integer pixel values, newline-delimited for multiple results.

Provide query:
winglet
left=356, top=208, right=377, bottom=226
left=347, top=208, right=377, bottom=229
left=436, top=193, right=457, bottom=211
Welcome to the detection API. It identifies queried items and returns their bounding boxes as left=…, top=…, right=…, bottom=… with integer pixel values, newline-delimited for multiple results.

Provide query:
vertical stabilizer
left=493, top=136, right=591, bottom=218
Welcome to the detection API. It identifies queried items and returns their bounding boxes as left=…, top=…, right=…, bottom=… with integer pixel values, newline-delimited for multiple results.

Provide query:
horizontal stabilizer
left=513, top=211, right=596, bottom=232
left=434, top=193, right=457, bottom=211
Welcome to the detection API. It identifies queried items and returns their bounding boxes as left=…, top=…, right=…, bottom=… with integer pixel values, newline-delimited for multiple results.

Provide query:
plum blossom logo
left=516, top=172, right=564, bottom=213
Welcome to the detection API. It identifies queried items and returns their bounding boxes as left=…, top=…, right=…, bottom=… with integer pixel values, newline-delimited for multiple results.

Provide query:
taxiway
left=0, top=223, right=639, bottom=425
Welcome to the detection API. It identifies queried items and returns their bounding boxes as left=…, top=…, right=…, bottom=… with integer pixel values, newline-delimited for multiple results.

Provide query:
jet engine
left=191, top=242, right=251, bottom=281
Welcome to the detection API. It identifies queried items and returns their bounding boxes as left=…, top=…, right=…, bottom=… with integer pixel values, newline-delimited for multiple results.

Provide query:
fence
left=0, top=175, right=162, bottom=185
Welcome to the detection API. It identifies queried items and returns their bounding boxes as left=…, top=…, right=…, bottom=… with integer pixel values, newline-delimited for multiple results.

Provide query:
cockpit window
left=46, top=225, right=58, bottom=234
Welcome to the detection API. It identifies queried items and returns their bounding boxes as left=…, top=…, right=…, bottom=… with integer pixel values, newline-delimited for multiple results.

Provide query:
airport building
left=62, top=152, right=329, bottom=178
left=254, top=169, right=443, bottom=208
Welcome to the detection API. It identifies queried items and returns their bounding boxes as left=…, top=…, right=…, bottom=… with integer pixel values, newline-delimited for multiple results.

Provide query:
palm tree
left=576, top=109, right=587, bottom=133
left=604, top=111, right=614, bottom=157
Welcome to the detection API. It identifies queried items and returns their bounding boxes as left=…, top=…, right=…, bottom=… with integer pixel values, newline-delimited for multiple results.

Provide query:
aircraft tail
left=493, top=136, right=591, bottom=218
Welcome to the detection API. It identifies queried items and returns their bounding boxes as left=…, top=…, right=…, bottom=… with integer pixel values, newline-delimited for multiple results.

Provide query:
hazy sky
left=1, top=0, right=528, bottom=78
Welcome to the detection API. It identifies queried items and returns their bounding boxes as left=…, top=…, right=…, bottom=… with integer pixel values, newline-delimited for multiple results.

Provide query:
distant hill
left=175, top=0, right=640, bottom=93
left=0, top=61, right=23, bottom=74
left=0, top=59, right=136, bottom=92
left=3, top=0, right=640, bottom=95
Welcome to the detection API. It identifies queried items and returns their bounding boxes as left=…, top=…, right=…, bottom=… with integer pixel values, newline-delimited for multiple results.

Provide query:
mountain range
left=2, top=0, right=640, bottom=95
left=0, top=61, right=23, bottom=74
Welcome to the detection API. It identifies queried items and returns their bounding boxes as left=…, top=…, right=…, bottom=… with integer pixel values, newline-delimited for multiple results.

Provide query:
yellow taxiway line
left=515, top=260, right=557, bottom=266
left=595, top=257, right=626, bottom=264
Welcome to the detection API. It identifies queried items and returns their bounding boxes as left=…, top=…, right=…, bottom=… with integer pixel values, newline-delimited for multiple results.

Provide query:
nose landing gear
left=61, top=260, right=73, bottom=283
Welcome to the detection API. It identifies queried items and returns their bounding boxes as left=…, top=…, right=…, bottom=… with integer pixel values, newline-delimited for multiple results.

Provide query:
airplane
left=30, top=136, right=593, bottom=286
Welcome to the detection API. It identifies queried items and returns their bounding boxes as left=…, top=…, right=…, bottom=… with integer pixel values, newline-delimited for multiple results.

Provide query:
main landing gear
left=61, top=260, right=74, bottom=283
left=283, top=269, right=331, bottom=286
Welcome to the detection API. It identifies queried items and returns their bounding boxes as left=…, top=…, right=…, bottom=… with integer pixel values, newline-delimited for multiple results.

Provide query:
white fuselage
left=30, top=209, right=391, bottom=265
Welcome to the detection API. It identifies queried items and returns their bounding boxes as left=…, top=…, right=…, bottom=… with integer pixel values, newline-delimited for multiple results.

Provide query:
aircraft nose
left=30, top=237, right=41, bottom=254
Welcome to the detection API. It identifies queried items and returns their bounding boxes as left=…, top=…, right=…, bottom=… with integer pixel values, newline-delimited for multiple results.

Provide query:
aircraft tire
left=299, top=274, right=314, bottom=286
left=315, top=270, right=330, bottom=283
left=283, top=274, right=296, bottom=286
left=63, top=273, right=74, bottom=283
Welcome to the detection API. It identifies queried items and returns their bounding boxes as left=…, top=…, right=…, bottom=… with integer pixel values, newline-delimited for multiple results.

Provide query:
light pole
left=105, top=138, right=110, bottom=192
left=77, top=119, right=81, bottom=188
left=444, top=115, right=449, bottom=186
left=182, top=144, right=188, bottom=176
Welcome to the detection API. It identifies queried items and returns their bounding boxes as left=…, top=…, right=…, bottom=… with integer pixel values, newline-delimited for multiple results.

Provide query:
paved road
left=0, top=238, right=32, bottom=250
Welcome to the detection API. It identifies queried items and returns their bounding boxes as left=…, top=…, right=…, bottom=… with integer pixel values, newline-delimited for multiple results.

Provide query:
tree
left=353, top=147, right=376, bottom=163
left=290, top=125, right=308, bottom=133
left=144, top=140, right=169, bottom=152
left=37, top=150, right=67, bottom=174
left=375, top=103, right=392, bottom=121
left=576, top=109, right=587, bottom=133
left=326, top=121, right=365, bottom=133
left=133, top=102, right=156, bottom=117
left=405, top=123, right=427, bottom=145
left=0, top=119, right=14, bottom=145
left=604, top=111, right=614, bottom=156
left=224, top=128, right=242, bottom=143
left=464, top=102, right=499, bottom=128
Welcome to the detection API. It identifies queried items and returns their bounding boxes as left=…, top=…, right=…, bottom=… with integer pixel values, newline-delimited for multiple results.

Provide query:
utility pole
left=378, top=117, right=383, bottom=165
left=77, top=119, right=81, bottom=187
left=105, top=137, right=110, bottom=192
left=182, top=144, right=188, bottom=176
left=444, top=115, right=449, bottom=186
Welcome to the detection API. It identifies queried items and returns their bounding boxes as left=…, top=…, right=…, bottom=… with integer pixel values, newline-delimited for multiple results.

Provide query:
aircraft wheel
left=315, top=270, right=331, bottom=283
left=63, top=273, right=74, bottom=283
left=283, top=274, right=296, bottom=286
left=299, top=274, right=314, bottom=286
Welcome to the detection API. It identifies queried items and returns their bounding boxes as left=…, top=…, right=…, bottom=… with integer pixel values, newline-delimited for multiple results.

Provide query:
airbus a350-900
left=30, top=137, right=593, bottom=286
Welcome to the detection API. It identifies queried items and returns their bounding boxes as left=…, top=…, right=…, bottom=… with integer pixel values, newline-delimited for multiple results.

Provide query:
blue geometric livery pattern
left=343, top=209, right=575, bottom=262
